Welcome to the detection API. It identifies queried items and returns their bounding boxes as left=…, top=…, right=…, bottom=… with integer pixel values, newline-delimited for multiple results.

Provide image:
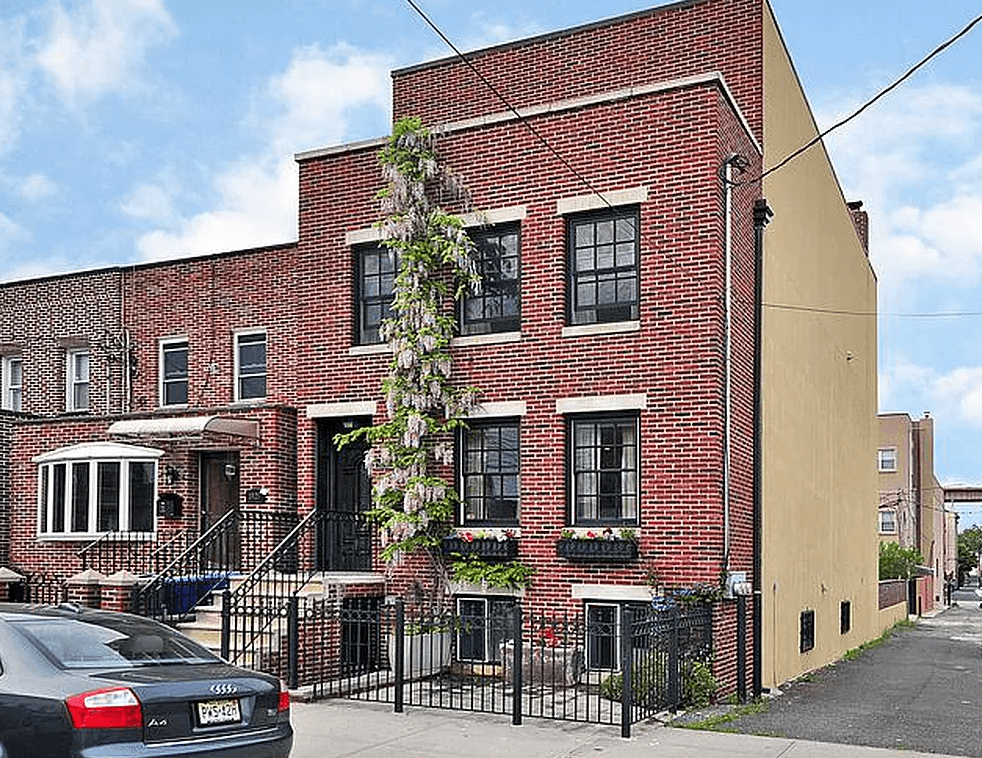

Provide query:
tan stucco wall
left=759, top=2, right=879, bottom=688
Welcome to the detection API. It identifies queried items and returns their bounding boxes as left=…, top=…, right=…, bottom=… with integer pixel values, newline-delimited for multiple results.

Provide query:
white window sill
left=37, top=532, right=156, bottom=542
left=562, top=321, right=640, bottom=339
left=348, top=343, right=391, bottom=357
left=451, top=331, right=522, bottom=348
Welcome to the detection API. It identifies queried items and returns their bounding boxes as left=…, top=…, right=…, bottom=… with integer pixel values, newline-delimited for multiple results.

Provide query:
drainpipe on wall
left=752, top=198, right=773, bottom=698
left=720, top=155, right=749, bottom=572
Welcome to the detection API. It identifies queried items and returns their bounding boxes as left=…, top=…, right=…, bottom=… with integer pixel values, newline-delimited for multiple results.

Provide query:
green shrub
left=599, top=651, right=666, bottom=707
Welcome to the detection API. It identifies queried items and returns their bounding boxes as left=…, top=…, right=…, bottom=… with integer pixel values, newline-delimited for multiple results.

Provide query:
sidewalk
left=289, top=699, right=968, bottom=758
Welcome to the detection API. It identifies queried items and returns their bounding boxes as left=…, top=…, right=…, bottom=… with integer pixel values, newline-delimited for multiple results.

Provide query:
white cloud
left=134, top=43, right=392, bottom=262
left=35, top=0, right=177, bottom=104
left=18, top=172, right=57, bottom=201
left=0, top=212, right=29, bottom=249
left=120, top=177, right=177, bottom=222
left=882, top=357, right=982, bottom=430
left=263, top=43, right=391, bottom=155
left=0, top=16, right=30, bottom=155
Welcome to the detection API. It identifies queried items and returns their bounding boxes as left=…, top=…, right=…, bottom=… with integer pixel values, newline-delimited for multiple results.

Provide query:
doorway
left=200, top=451, right=241, bottom=570
left=316, top=419, right=372, bottom=571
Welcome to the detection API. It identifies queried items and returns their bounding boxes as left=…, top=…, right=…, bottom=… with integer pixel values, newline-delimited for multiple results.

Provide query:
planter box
left=500, top=641, right=585, bottom=686
left=441, top=537, right=518, bottom=560
left=388, top=631, right=452, bottom=679
left=556, top=538, right=638, bottom=561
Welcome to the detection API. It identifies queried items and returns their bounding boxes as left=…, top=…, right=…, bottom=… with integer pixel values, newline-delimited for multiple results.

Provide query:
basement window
left=840, top=601, right=851, bottom=635
left=800, top=610, right=815, bottom=653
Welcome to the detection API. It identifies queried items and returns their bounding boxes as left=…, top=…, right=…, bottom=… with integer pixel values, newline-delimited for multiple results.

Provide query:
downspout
left=752, top=198, right=773, bottom=698
left=719, top=155, right=749, bottom=571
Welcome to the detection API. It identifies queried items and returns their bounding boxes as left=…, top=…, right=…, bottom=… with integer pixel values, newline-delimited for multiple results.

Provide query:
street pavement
left=682, top=588, right=982, bottom=757
left=288, top=591, right=982, bottom=758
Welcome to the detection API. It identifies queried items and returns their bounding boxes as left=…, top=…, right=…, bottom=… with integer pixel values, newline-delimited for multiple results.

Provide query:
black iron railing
left=130, top=509, right=298, bottom=622
left=77, top=528, right=194, bottom=575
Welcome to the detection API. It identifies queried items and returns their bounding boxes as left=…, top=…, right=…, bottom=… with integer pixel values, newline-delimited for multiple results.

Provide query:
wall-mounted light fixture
left=164, top=465, right=180, bottom=485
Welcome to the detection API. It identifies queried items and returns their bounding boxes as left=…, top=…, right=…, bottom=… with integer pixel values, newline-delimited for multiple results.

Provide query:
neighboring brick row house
left=0, top=0, right=884, bottom=693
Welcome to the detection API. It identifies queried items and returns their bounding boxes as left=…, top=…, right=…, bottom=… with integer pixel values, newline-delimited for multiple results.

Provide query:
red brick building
left=0, top=0, right=880, bottom=694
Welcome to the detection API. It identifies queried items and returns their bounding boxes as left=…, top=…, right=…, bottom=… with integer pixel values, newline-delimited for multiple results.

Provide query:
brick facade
left=0, top=0, right=873, bottom=696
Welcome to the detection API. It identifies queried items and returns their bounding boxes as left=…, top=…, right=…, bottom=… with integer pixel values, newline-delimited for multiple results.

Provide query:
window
left=66, top=350, right=90, bottom=412
left=2, top=356, right=22, bottom=412
left=570, top=415, right=638, bottom=525
left=456, top=597, right=517, bottom=663
left=356, top=244, right=396, bottom=344
left=460, top=420, right=519, bottom=525
left=840, top=601, right=851, bottom=635
left=235, top=331, right=266, bottom=401
left=585, top=602, right=648, bottom=670
left=877, top=447, right=897, bottom=472
left=160, top=340, right=188, bottom=406
left=36, top=443, right=161, bottom=537
left=800, top=610, right=815, bottom=653
left=878, top=508, right=897, bottom=533
left=568, top=208, right=639, bottom=325
left=462, top=225, right=520, bottom=335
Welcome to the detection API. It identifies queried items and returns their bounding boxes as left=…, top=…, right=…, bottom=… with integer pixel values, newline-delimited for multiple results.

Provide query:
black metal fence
left=272, top=598, right=714, bottom=737
left=7, top=572, right=69, bottom=605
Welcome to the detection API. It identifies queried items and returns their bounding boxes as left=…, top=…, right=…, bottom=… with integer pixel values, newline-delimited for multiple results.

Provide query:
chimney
left=847, top=200, right=869, bottom=255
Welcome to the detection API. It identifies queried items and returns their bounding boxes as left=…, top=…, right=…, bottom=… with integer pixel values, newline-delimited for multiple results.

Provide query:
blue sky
left=2, top=1, right=982, bottom=522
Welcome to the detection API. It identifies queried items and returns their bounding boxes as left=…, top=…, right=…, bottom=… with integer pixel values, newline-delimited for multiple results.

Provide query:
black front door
left=316, top=419, right=372, bottom=571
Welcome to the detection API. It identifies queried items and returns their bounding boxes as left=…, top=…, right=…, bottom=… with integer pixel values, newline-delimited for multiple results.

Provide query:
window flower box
left=442, top=535, right=518, bottom=560
left=555, top=537, right=638, bottom=561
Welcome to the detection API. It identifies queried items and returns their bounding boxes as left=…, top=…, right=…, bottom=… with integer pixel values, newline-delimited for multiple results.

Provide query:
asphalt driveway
left=677, top=589, right=982, bottom=757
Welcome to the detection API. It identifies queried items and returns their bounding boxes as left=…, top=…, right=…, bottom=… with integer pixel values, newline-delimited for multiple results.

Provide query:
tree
left=957, top=526, right=982, bottom=581
left=878, top=541, right=923, bottom=581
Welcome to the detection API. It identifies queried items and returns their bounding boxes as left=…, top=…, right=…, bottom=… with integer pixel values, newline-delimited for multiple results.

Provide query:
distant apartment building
left=878, top=412, right=957, bottom=609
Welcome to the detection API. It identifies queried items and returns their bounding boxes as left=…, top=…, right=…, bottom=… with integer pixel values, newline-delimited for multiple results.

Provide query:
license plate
left=197, top=698, right=241, bottom=726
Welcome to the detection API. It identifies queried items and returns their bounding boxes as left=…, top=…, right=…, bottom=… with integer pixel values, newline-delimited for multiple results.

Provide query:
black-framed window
left=161, top=340, right=188, bottom=406
left=568, top=207, right=639, bottom=325
left=460, top=419, right=520, bottom=525
left=585, top=601, right=649, bottom=670
left=570, top=414, right=639, bottom=525
left=356, top=244, right=396, bottom=344
left=800, top=610, right=815, bottom=653
left=457, top=597, right=517, bottom=663
left=236, top=331, right=266, bottom=401
left=840, top=601, right=851, bottom=635
left=462, top=225, right=520, bottom=335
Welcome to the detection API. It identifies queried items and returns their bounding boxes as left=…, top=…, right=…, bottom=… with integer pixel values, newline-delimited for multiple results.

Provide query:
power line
left=736, top=10, right=982, bottom=187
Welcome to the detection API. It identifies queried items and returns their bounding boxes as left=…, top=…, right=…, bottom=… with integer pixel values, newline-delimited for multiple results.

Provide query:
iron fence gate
left=295, top=598, right=713, bottom=737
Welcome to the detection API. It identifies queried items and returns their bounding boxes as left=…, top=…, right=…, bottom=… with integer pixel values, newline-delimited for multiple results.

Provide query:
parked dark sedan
left=0, top=603, right=292, bottom=758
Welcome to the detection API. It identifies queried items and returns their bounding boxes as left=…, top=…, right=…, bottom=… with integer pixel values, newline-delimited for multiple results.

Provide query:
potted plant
left=441, top=530, right=518, bottom=560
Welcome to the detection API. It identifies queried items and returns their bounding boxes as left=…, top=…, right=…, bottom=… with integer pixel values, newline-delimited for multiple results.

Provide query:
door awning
left=108, top=415, right=259, bottom=439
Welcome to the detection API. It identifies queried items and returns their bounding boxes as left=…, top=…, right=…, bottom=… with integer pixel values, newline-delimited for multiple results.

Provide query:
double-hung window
left=460, top=419, right=520, bottom=525
left=356, top=244, right=396, bottom=345
left=2, top=356, right=22, bottom=411
left=877, top=448, right=897, bottom=472
left=66, top=350, right=89, bottom=412
left=568, top=207, right=639, bottom=325
left=878, top=508, right=897, bottom=534
left=570, top=414, right=639, bottom=525
left=36, top=443, right=161, bottom=537
left=462, top=225, right=520, bottom=335
left=235, top=331, right=266, bottom=401
left=160, top=339, right=189, bottom=406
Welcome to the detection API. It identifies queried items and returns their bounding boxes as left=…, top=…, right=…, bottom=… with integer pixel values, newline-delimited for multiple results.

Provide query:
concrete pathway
left=289, top=699, right=965, bottom=758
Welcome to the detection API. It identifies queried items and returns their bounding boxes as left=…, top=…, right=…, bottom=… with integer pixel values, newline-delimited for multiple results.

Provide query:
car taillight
left=66, top=687, right=142, bottom=729
left=277, top=682, right=290, bottom=713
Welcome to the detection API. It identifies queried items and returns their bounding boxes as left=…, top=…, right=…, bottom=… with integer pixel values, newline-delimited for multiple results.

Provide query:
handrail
left=131, top=509, right=241, bottom=621
left=221, top=509, right=320, bottom=664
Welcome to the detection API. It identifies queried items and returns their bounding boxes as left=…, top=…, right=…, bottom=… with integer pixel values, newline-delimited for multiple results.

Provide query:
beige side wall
left=878, top=602, right=908, bottom=631
left=760, top=2, right=879, bottom=688
left=879, top=413, right=915, bottom=547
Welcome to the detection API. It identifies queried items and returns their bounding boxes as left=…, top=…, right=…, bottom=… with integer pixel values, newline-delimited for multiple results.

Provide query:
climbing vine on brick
left=336, top=117, right=481, bottom=562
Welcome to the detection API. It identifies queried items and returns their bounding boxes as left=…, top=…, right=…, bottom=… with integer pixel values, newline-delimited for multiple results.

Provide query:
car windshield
left=13, top=614, right=220, bottom=669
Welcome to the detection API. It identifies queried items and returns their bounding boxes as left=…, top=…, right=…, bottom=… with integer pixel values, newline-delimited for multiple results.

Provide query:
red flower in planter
left=462, top=532, right=474, bottom=542
left=540, top=626, right=561, bottom=647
